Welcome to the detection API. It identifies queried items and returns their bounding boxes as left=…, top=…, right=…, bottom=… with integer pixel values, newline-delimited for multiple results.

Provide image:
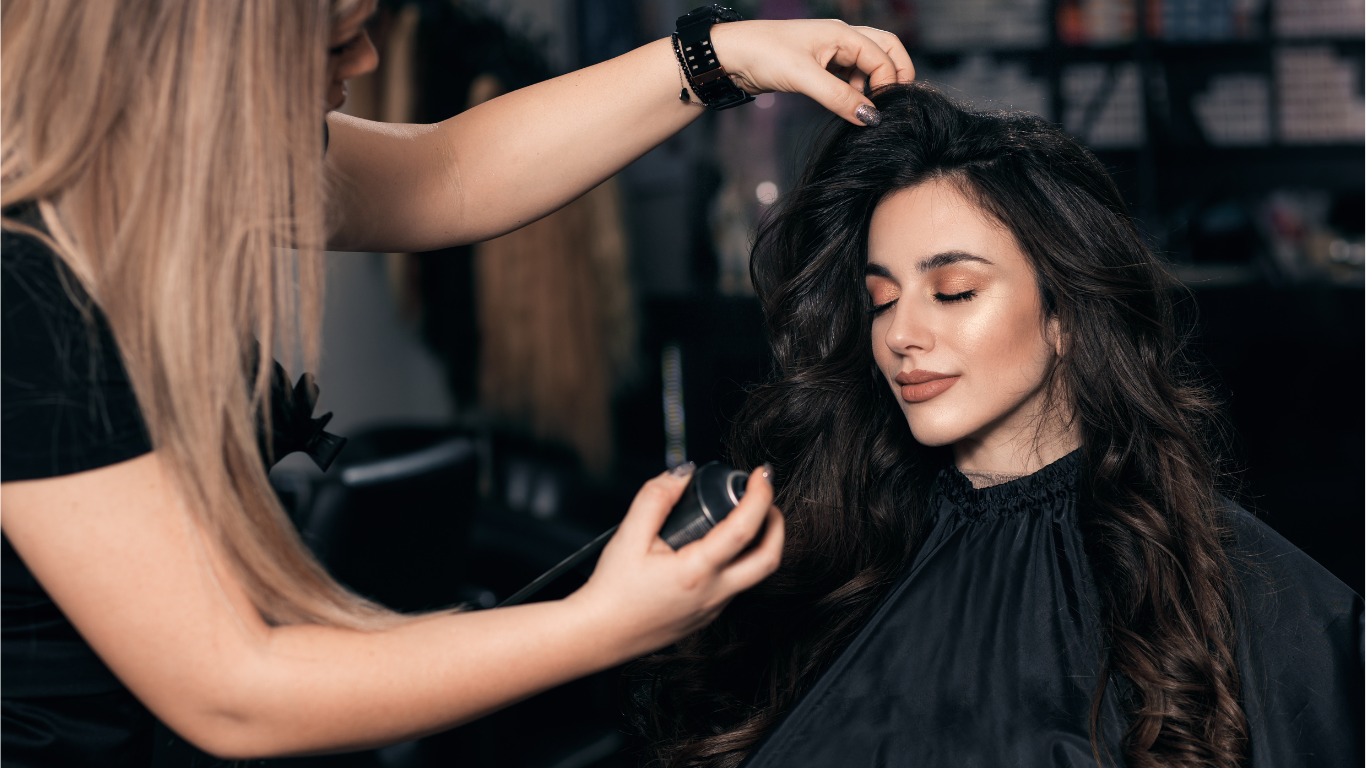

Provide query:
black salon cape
left=744, top=453, right=1363, bottom=768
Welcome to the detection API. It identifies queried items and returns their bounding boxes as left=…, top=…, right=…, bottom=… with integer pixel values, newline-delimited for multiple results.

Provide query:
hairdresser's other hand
left=568, top=465, right=784, bottom=658
left=710, top=20, right=914, bottom=126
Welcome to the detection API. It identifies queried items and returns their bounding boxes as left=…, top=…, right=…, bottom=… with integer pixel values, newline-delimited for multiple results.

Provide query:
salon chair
left=284, top=426, right=483, bottom=613
left=260, top=427, right=632, bottom=768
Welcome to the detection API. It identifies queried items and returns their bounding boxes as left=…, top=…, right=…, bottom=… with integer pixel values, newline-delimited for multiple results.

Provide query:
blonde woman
left=0, top=1, right=915, bottom=764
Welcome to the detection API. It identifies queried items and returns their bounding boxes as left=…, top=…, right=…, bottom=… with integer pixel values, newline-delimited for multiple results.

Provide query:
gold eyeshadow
left=929, top=266, right=983, bottom=296
left=933, top=278, right=978, bottom=295
left=865, top=275, right=900, bottom=306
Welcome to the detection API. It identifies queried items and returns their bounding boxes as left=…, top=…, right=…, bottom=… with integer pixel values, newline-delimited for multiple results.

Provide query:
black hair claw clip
left=259, top=361, right=347, bottom=471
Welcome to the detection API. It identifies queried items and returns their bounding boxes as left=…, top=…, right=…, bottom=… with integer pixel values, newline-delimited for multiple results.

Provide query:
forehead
left=867, top=179, right=1026, bottom=273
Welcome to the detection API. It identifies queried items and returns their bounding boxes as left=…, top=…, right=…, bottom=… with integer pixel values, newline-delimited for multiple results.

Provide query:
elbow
left=161, top=693, right=369, bottom=760
left=148, top=675, right=299, bottom=760
left=162, top=704, right=289, bottom=761
left=176, top=716, right=378, bottom=762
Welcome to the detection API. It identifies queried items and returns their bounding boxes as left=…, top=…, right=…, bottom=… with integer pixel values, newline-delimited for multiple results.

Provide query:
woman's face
left=865, top=178, right=1071, bottom=471
left=327, top=1, right=379, bottom=112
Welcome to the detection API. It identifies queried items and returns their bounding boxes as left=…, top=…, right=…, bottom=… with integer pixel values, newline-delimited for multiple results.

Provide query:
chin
left=902, top=407, right=977, bottom=448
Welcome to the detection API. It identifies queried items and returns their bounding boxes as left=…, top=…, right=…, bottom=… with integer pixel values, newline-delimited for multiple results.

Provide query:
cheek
left=326, top=60, right=344, bottom=91
left=953, top=288, right=1053, bottom=392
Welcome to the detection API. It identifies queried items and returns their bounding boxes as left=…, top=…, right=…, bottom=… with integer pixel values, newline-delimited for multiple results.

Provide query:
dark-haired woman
left=633, top=83, right=1362, bottom=768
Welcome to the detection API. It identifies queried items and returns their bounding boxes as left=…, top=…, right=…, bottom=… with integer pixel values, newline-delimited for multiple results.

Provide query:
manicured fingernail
left=856, top=104, right=881, bottom=127
left=669, top=461, right=696, bottom=477
left=760, top=463, right=773, bottom=486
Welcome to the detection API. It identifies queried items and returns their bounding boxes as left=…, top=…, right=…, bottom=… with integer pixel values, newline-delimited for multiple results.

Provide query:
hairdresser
left=0, top=1, right=914, bottom=765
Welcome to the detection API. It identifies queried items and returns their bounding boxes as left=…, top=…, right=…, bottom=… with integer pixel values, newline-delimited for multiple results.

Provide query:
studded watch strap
left=674, top=5, right=755, bottom=110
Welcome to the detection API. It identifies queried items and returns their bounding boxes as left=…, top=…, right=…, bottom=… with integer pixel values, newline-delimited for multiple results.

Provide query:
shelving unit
left=860, top=0, right=1366, bottom=287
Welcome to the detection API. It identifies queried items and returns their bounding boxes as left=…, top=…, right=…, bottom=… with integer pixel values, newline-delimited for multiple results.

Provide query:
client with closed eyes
left=630, top=83, right=1362, bottom=768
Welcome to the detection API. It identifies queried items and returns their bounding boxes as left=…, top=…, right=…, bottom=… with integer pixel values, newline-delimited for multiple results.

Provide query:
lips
left=894, top=369, right=960, bottom=403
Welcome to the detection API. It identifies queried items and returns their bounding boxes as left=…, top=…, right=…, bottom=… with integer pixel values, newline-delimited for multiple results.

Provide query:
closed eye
left=867, top=298, right=897, bottom=316
left=329, top=35, right=361, bottom=56
left=934, top=289, right=976, bottom=303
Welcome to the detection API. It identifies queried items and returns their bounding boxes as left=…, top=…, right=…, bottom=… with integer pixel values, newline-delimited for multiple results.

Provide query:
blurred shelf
left=1173, top=263, right=1264, bottom=287
left=1171, top=262, right=1365, bottom=289
left=1152, top=144, right=1365, bottom=161
left=915, top=36, right=1362, bottom=59
left=839, top=3, right=1364, bottom=295
left=1095, top=144, right=1365, bottom=157
left=1155, top=37, right=1364, bottom=51
left=1087, top=145, right=1362, bottom=201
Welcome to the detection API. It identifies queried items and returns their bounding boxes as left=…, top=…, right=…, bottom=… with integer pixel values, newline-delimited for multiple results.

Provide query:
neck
left=952, top=424, right=1080, bottom=475
left=958, top=468, right=1027, bottom=489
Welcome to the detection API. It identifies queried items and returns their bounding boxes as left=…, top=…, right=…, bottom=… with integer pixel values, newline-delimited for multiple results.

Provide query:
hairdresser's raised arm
left=325, top=21, right=913, bottom=253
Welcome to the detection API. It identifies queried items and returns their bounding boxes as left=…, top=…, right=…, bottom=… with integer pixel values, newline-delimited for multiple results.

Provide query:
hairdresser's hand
left=567, top=465, right=785, bottom=658
left=710, top=20, right=915, bottom=126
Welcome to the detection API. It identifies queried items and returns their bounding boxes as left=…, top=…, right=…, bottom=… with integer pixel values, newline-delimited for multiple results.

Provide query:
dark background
left=156, top=2, right=1364, bottom=767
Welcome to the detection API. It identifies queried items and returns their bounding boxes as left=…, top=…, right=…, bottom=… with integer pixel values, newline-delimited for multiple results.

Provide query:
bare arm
left=326, top=21, right=914, bottom=252
left=0, top=454, right=782, bottom=759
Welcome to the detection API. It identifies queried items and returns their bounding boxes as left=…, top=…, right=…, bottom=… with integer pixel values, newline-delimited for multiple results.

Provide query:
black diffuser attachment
left=657, top=462, right=749, bottom=550
left=496, top=462, right=749, bottom=607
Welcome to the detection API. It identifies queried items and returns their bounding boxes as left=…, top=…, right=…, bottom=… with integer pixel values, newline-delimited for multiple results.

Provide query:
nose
left=882, top=301, right=934, bottom=356
left=346, top=31, right=379, bottom=80
left=339, top=31, right=379, bottom=82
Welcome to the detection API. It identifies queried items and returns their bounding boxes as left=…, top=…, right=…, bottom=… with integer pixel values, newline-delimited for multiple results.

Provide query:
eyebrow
left=864, top=251, right=994, bottom=277
left=917, top=251, right=993, bottom=273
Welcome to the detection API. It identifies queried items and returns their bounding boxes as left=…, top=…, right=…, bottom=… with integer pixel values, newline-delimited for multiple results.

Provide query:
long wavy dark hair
left=630, top=83, right=1247, bottom=768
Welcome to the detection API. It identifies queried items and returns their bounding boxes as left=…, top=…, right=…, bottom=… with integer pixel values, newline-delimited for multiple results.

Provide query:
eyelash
left=935, top=289, right=977, bottom=303
left=866, top=289, right=976, bottom=316
left=329, top=36, right=359, bottom=56
left=867, top=300, right=895, bottom=316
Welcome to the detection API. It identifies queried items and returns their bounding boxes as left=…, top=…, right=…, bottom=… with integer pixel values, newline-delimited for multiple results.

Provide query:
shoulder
left=4, top=210, right=92, bottom=366
left=1222, top=503, right=1364, bottom=764
left=3, top=207, right=93, bottom=329
left=2, top=212, right=151, bottom=482
left=2, top=219, right=91, bottom=384
left=1224, top=501, right=1361, bottom=693
left=1223, top=503, right=1359, bottom=616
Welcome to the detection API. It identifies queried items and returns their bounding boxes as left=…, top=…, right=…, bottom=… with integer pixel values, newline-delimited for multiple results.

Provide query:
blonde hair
left=2, top=0, right=399, bottom=628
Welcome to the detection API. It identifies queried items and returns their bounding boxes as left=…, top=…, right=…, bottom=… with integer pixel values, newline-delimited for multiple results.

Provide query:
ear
left=1046, top=315, right=1066, bottom=357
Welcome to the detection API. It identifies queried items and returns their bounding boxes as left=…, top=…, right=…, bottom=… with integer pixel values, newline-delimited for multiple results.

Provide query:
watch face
left=678, top=5, right=743, bottom=27
left=678, top=5, right=715, bottom=25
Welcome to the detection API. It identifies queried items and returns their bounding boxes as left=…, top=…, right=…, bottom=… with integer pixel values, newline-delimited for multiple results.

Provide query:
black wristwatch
left=675, top=5, right=755, bottom=110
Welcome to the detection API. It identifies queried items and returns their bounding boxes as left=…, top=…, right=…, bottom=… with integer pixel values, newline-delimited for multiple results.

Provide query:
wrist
left=706, top=21, right=745, bottom=80
left=559, top=587, right=651, bottom=666
left=667, top=35, right=707, bottom=107
left=674, top=7, right=755, bottom=110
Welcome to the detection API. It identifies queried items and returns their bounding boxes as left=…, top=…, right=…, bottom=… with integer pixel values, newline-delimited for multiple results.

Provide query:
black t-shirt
left=2, top=207, right=157, bottom=766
